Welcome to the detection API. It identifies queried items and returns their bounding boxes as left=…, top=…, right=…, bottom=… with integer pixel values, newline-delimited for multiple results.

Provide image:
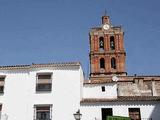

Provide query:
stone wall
left=154, top=81, right=160, bottom=96
left=118, top=79, right=152, bottom=96
left=117, top=76, right=160, bottom=96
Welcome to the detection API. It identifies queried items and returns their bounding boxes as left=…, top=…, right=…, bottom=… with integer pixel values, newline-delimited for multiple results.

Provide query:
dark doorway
left=101, top=108, right=113, bottom=120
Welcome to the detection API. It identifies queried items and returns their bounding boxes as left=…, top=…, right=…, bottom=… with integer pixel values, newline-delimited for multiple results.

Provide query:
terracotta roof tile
left=0, top=62, right=81, bottom=70
left=81, top=96, right=160, bottom=103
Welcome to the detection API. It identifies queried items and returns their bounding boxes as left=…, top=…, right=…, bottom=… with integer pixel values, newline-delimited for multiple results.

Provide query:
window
left=34, top=105, right=52, bottom=120
left=100, top=58, right=105, bottom=69
left=36, top=73, right=52, bottom=92
left=99, top=37, right=104, bottom=51
left=101, top=108, right=113, bottom=120
left=110, top=36, right=115, bottom=50
left=111, top=57, right=116, bottom=69
left=101, top=86, right=105, bottom=92
left=0, top=77, right=5, bottom=93
left=129, top=108, right=141, bottom=120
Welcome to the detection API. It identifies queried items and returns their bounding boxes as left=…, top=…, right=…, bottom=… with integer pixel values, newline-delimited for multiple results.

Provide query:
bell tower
left=89, top=15, right=127, bottom=78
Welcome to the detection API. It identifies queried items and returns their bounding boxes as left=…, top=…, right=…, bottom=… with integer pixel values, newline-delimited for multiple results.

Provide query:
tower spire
left=102, top=11, right=110, bottom=24
left=89, top=15, right=126, bottom=78
left=104, top=9, right=107, bottom=16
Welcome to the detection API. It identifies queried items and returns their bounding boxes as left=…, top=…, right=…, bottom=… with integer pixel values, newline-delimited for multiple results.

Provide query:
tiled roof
left=81, top=96, right=160, bottom=103
left=0, top=62, right=81, bottom=70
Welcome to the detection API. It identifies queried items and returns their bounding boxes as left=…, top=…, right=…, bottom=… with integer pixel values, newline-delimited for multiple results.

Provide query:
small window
left=129, top=108, right=141, bottom=120
left=34, top=105, right=52, bottom=120
left=100, top=58, right=105, bottom=69
left=99, top=37, right=104, bottom=51
left=111, top=57, right=116, bottom=69
left=0, top=77, right=5, bottom=93
left=101, top=86, right=105, bottom=92
left=36, top=73, right=52, bottom=92
left=110, top=36, right=115, bottom=50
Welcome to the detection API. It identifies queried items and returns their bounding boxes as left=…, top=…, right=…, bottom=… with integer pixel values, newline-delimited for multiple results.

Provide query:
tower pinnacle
left=89, top=15, right=126, bottom=78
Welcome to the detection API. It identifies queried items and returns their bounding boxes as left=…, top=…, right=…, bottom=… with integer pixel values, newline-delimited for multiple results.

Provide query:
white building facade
left=0, top=62, right=83, bottom=120
left=81, top=80, right=160, bottom=120
left=0, top=63, right=160, bottom=120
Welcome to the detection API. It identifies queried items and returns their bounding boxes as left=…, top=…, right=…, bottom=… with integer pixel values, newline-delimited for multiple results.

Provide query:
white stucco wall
left=0, top=65, right=83, bottom=120
left=83, top=83, right=117, bottom=99
left=82, top=82, right=160, bottom=120
left=80, top=101, right=160, bottom=120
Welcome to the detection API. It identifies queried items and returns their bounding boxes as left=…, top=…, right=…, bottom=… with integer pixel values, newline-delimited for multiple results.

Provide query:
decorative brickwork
left=89, top=15, right=126, bottom=79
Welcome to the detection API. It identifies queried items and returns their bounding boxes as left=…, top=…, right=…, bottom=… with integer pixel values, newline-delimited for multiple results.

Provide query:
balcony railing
left=36, top=83, right=52, bottom=92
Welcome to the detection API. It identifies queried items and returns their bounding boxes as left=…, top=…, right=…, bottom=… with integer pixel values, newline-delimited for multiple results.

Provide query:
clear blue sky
left=0, top=0, right=160, bottom=77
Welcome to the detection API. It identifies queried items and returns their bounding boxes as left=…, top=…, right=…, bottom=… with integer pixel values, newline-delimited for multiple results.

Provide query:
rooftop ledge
left=0, top=62, right=81, bottom=70
left=80, top=96, right=160, bottom=103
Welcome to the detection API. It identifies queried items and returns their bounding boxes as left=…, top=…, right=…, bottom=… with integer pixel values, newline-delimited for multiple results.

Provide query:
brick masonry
left=89, top=15, right=126, bottom=78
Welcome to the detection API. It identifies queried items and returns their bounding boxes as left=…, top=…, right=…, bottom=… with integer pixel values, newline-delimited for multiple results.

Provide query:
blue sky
left=0, top=0, right=160, bottom=77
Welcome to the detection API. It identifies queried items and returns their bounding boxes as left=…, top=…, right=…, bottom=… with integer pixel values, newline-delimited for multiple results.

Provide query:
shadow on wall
left=150, top=103, right=160, bottom=120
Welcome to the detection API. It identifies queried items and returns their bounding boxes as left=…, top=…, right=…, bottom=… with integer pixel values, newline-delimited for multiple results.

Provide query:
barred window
left=36, top=73, right=52, bottom=92
left=34, top=105, right=52, bottom=120
left=129, top=108, right=141, bottom=120
left=0, top=77, right=5, bottom=93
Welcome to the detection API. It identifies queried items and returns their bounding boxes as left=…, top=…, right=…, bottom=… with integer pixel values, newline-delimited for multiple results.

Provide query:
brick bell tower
left=89, top=15, right=127, bottom=79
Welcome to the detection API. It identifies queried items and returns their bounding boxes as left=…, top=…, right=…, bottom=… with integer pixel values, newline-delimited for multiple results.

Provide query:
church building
left=81, top=15, right=160, bottom=120
left=0, top=14, right=160, bottom=120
